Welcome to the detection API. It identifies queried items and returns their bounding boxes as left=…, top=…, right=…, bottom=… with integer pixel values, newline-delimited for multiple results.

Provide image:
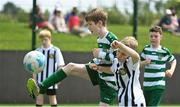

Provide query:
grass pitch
left=1, top=22, right=180, bottom=53
left=0, top=103, right=180, bottom=107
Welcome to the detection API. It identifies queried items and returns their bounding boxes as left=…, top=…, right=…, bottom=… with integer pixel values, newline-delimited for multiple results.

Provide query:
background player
left=140, top=26, right=177, bottom=106
left=34, top=29, right=65, bottom=107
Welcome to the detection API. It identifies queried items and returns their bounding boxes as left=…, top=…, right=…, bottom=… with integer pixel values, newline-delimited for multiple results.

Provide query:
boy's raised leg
left=26, top=78, right=39, bottom=99
left=26, top=69, right=67, bottom=99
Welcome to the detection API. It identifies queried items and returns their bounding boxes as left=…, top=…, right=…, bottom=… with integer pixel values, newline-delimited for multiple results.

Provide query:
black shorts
left=44, top=89, right=57, bottom=95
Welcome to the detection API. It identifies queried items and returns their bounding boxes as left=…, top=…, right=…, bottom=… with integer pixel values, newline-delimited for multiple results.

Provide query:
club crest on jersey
left=99, top=44, right=102, bottom=47
left=158, top=54, right=163, bottom=60
left=118, top=68, right=127, bottom=75
left=49, top=54, right=55, bottom=58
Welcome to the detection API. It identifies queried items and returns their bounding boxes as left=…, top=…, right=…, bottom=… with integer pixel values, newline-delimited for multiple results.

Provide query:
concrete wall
left=0, top=51, right=179, bottom=104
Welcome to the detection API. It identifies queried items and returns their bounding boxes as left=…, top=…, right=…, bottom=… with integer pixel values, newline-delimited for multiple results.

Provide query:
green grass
left=0, top=103, right=179, bottom=107
left=0, top=22, right=180, bottom=53
left=0, top=104, right=110, bottom=107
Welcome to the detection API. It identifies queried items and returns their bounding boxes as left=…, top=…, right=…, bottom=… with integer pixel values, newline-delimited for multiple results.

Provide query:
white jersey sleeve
left=111, top=58, right=119, bottom=73
left=56, top=48, right=65, bottom=67
left=128, top=57, right=140, bottom=71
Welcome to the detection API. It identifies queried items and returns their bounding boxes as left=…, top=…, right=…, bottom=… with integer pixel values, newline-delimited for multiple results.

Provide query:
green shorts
left=85, top=64, right=117, bottom=104
left=144, top=89, right=165, bottom=106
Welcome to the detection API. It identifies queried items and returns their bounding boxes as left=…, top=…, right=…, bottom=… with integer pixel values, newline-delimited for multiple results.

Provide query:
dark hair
left=71, top=7, right=78, bottom=16
left=85, top=8, right=107, bottom=26
left=149, top=26, right=162, bottom=35
left=170, top=7, right=176, bottom=16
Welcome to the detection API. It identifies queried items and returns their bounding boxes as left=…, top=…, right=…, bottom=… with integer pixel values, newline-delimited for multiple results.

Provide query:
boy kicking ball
left=27, top=8, right=118, bottom=107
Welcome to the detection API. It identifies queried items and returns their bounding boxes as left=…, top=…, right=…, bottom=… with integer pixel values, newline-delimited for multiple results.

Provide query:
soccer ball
left=23, top=51, right=46, bottom=74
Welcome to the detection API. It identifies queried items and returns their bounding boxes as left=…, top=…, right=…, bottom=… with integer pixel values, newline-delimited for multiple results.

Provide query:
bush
left=138, top=12, right=157, bottom=25
left=16, top=10, right=29, bottom=23
left=106, top=7, right=129, bottom=25
left=0, top=13, right=17, bottom=22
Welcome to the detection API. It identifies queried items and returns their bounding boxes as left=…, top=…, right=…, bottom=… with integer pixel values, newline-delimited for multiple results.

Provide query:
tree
left=154, top=1, right=164, bottom=14
left=2, top=2, right=29, bottom=22
left=2, top=2, right=20, bottom=15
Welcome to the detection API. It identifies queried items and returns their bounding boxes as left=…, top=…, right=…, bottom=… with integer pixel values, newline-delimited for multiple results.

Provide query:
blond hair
left=39, top=29, right=51, bottom=39
left=121, top=36, right=138, bottom=50
left=85, top=8, right=107, bottom=26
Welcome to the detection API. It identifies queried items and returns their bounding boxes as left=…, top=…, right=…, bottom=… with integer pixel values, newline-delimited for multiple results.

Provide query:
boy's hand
left=144, top=59, right=151, bottom=65
left=89, top=63, right=98, bottom=71
left=92, top=48, right=100, bottom=58
left=165, top=70, right=173, bottom=78
left=111, top=40, right=120, bottom=49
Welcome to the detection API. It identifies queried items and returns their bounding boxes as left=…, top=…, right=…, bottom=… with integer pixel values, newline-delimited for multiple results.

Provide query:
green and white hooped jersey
left=94, top=32, right=118, bottom=90
left=93, top=32, right=118, bottom=65
left=140, top=45, right=175, bottom=90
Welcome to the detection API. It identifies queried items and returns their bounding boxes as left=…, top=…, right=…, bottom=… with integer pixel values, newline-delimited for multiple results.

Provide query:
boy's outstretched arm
left=89, top=63, right=112, bottom=74
left=165, top=59, right=177, bottom=78
left=140, top=59, right=151, bottom=68
left=111, top=40, right=140, bottom=63
left=92, top=48, right=115, bottom=62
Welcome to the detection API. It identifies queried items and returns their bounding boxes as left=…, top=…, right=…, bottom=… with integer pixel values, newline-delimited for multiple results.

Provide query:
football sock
left=39, top=69, right=67, bottom=93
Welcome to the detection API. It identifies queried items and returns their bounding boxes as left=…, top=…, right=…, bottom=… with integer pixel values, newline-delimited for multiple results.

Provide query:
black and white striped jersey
left=36, top=45, right=65, bottom=89
left=111, top=57, right=145, bottom=107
